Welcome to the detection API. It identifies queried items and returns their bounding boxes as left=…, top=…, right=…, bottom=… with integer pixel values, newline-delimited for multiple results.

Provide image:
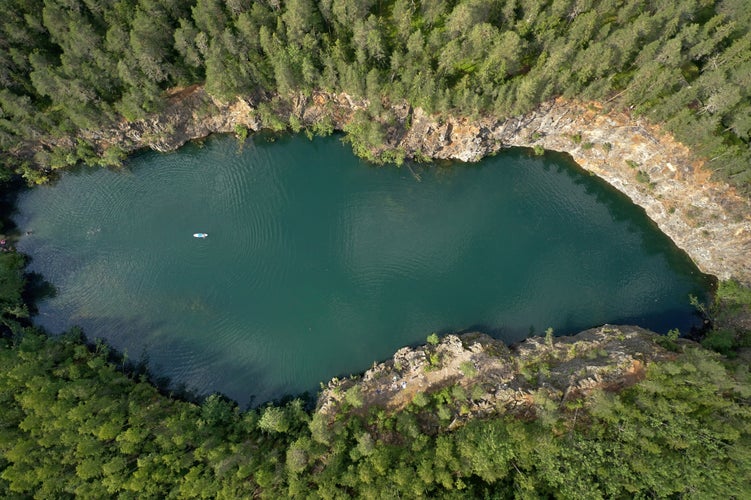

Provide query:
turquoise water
left=15, top=134, right=711, bottom=405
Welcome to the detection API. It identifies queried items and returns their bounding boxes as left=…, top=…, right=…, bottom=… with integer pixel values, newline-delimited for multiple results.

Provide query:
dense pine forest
left=2, top=0, right=751, bottom=496
left=1, top=293, right=750, bottom=496
left=0, top=0, right=750, bottom=190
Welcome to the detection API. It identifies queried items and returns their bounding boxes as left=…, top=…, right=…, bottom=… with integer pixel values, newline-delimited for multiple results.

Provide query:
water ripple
left=13, top=137, right=713, bottom=406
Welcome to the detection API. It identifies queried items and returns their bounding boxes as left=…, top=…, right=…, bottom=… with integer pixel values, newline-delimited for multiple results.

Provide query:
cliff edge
left=44, top=87, right=751, bottom=284
left=315, top=325, right=681, bottom=427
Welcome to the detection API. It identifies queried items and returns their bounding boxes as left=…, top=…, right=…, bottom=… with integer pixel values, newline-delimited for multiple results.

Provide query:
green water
left=15, top=134, right=711, bottom=405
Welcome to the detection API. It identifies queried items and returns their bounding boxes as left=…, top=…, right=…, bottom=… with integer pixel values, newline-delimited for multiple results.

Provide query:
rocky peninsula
left=315, top=325, right=680, bottom=424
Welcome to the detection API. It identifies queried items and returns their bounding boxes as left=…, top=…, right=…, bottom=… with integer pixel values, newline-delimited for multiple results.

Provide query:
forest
left=2, top=0, right=751, bottom=496
left=0, top=269, right=750, bottom=497
left=0, top=0, right=750, bottom=191
left=1, top=195, right=751, bottom=496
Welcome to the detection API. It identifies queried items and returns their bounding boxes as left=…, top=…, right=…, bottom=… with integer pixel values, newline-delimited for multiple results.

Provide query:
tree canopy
left=0, top=323, right=749, bottom=497
left=1, top=1, right=751, bottom=495
left=0, top=0, right=749, bottom=191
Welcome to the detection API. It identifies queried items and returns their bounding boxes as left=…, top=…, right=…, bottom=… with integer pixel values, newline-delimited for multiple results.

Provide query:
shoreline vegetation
left=1, top=0, right=751, bottom=496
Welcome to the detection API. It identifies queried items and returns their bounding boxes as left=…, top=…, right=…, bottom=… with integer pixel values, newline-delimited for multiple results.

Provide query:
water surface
left=15, top=135, right=711, bottom=405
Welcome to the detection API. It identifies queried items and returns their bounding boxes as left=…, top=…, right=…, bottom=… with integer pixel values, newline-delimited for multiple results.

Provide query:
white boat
left=193, top=233, right=208, bottom=238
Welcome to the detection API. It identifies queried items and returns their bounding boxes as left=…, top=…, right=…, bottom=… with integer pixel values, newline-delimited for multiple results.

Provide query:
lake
left=14, top=134, right=712, bottom=405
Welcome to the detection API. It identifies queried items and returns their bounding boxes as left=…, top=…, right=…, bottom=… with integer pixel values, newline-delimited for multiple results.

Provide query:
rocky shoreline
left=315, top=325, right=681, bottom=424
left=39, top=86, right=751, bottom=284
left=397, top=100, right=751, bottom=285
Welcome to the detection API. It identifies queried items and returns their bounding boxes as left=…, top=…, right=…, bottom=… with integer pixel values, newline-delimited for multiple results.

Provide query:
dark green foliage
left=0, top=0, right=748, bottom=191
left=0, top=324, right=749, bottom=497
left=0, top=251, right=28, bottom=331
left=701, top=279, right=751, bottom=355
left=0, top=328, right=312, bottom=497
left=2, top=2, right=751, bottom=495
left=702, top=327, right=737, bottom=355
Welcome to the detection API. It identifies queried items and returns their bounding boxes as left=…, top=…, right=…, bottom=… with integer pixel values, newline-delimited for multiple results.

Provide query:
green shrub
left=259, top=406, right=290, bottom=434
left=717, top=280, right=751, bottom=306
left=701, top=329, right=736, bottom=356
left=345, top=385, right=364, bottom=408
left=412, top=391, right=429, bottom=407
left=459, top=361, right=477, bottom=378
left=234, top=124, right=249, bottom=142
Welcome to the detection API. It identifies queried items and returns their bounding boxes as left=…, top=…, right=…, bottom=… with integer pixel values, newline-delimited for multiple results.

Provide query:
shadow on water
left=22, top=271, right=57, bottom=315
left=0, top=177, right=30, bottom=236
left=537, top=148, right=706, bottom=264
left=519, top=148, right=716, bottom=297
left=0, top=184, right=61, bottom=317
left=35, top=314, right=265, bottom=408
left=57, top=310, right=309, bottom=408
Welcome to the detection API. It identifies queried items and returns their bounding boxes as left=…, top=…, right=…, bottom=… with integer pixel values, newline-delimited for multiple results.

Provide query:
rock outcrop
left=52, top=86, right=751, bottom=284
left=315, top=325, right=681, bottom=424
left=396, top=100, right=751, bottom=284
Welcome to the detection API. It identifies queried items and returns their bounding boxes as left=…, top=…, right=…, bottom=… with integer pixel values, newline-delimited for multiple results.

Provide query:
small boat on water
left=193, top=233, right=208, bottom=238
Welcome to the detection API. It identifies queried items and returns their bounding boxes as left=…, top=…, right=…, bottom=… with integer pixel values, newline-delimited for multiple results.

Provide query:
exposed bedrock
left=70, top=87, right=751, bottom=284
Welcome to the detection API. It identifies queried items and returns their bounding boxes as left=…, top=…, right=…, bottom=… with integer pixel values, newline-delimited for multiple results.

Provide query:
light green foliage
left=256, top=102, right=288, bottom=132
left=344, top=385, right=364, bottom=408
left=436, top=404, right=452, bottom=422
left=97, top=146, right=127, bottom=168
left=717, top=279, right=751, bottom=306
left=286, top=437, right=310, bottom=474
left=310, top=115, right=334, bottom=137
left=412, top=391, right=429, bottom=407
left=656, top=327, right=682, bottom=351
left=451, top=385, right=467, bottom=402
left=308, top=411, right=331, bottom=445
left=288, top=114, right=303, bottom=133
left=702, top=328, right=736, bottom=355
left=636, top=169, right=651, bottom=184
left=1, top=1, right=751, bottom=496
left=426, top=332, right=439, bottom=345
left=233, top=124, right=249, bottom=143
left=458, top=361, right=477, bottom=378
left=0, top=0, right=748, bottom=191
left=698, top=280, right=751, bottom=355
left=544, top=327, right=554, bottom=347
left=424, top=351, right=441, bottom=371
left=0, top=328, right=748, bottom=497
left=342, top=110, right=388, bottom=163
left=626, top=159, right=640, bottom=169
left=259, top=406, right=290, bottom=433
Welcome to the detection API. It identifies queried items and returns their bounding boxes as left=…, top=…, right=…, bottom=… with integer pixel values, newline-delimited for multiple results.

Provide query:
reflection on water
left=14, top=135, right=712, bottom=406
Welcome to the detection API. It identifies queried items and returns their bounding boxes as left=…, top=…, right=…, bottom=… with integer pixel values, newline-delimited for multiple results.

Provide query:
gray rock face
left=315, top=325, right=680, bottom=423
left=50, top=87, right=751, bottom=284
left=395, top=100, right=751, bottom=284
